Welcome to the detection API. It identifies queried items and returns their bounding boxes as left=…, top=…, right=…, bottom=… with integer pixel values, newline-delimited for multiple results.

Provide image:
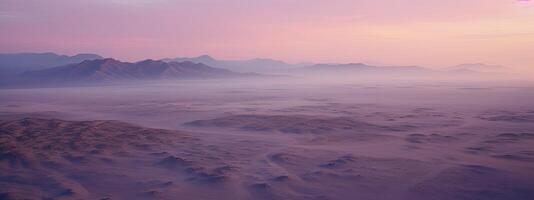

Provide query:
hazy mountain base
left=1, top=79, right=534, bottom=200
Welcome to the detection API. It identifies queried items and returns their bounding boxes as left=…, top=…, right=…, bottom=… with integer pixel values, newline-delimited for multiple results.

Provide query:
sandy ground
left=1, top=79, right=534, bottom=200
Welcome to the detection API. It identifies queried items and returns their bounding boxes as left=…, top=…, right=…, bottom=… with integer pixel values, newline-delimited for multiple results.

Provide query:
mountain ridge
left=162, top=55, right=300, bottom=73
left=7, top=58, right=248, bottom=86
left=0, top=52, right=103, bottom=76
left=445, top=63, right=508, bottom=73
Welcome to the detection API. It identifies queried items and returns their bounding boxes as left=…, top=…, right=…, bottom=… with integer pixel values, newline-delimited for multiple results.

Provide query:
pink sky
left=1, top=0, right=533, bottom=71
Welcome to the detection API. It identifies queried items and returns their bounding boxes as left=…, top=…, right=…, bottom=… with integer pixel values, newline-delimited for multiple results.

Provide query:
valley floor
left=1, top=79, right=534, bottom=200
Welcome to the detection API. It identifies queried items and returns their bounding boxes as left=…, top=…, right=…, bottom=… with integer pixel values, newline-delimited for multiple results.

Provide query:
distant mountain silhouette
left=0, top=52, right=103, bottom=76
left=162, top=55, right=301, bottom=73
left=445, top=63, right=508, bottom=73
left=165, top=55, right=218, bottom=66
left=9, top=58, right=248, bottom=86
left=1, top=52, right=510, bottom=86
left=296, top=63, right=433, bottom=75
left=294, top=62, right=511, bottom=79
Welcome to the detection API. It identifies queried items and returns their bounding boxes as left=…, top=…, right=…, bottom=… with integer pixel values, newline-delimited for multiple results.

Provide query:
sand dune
left=1, top=115, right=534, bottom=200
left=0, top=118, right=195, bottom=199
left=413, top=165, right=534, bottom=200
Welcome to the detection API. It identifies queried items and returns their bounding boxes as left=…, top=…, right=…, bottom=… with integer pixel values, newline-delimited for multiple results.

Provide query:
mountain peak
left=80, top=58, right=121, bottom=65
left=197, top=55, right=215, bottom=60
left=102, top=58, right=123, bottom=64
left=136, top=59, right=164, bottom=64
left=71, top=53, right=103, bottom=60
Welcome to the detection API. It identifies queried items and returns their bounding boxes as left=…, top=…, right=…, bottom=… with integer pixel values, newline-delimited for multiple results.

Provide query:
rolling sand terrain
left=1, top=79, right=534, bottom=200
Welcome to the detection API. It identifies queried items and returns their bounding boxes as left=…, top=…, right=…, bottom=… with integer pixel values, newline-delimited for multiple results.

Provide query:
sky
left=1, top=0, right=533, bottom=72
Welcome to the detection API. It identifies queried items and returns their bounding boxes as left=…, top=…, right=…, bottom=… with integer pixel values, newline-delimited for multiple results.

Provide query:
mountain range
left=298, top=63, right=430, bottom=73
left=0, top=52, right=103, bottom=77
left=0, top=52, right=509, bottom=87
left=162, top=55, right=302, bottom=73
left=9, top=58, right=248, bottom=86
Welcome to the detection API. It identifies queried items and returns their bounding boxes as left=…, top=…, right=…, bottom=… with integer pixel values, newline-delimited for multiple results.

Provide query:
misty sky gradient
left=1, top=0, right=533, bottom=71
